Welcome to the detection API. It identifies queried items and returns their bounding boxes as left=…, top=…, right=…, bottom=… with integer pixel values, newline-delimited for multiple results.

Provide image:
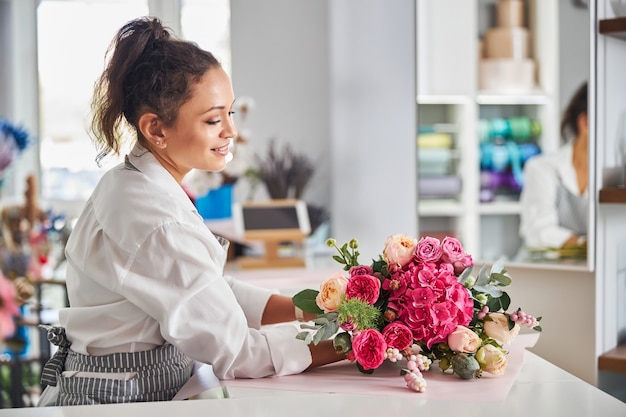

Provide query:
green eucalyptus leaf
left=458, top=266, right=473, bottom=284
left=296, top=331, right=313, bottom=345
left=292, top=289, right=324, bottom=314
left=295, top=332, right=310, bottom=341
left=490, top=272, right=512, bottom=287
left=490, top=258, right=505, bottom=274
left=476, top=264, right=489, bottom=286
left=314, top=316, right=330, bottom=325
left=473, top=284, right=503, bottom=297
left=312, top=328, right=325, bottom=345
left=320, top=320, right=340, bottom=340
left=324, top=312, right=339, bottom=321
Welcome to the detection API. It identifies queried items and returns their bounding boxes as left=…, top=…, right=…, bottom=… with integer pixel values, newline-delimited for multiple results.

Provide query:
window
left=37, top=0, right=231, bottom=203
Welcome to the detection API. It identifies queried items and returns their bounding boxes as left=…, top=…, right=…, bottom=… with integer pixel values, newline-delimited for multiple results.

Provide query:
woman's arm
left=261, top=293, right=317, bottom=324
left=262, top=294, right=346, bottom=369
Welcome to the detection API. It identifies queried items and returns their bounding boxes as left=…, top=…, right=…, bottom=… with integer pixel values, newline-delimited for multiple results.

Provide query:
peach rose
left=315, top=272, right=348, bottom=312
left=447, top=325, right=481, bottom=353
left=475, top=344, right=508, bottom=375
left=484, top=313, right=520, bottom=345
left=383, top=234, right=417, bottom=268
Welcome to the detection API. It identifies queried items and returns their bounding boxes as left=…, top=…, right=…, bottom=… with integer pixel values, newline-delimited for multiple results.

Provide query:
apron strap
left=38, top=325, right=71, bottom=387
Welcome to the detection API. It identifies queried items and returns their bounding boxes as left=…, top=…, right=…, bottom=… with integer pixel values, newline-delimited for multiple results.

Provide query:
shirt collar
left=126, top=142, right=200, bottom=214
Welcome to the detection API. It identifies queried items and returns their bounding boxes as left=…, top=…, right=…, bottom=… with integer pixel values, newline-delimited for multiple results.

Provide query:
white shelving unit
left=416, top=0, right=559, bottom=262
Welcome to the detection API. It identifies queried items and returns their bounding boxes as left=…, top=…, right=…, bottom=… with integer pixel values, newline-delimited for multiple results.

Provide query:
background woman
left=519, top=81, right=588, bottom=251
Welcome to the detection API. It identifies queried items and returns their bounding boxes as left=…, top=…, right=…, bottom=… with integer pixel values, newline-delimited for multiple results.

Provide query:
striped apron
left=38, top=326, right=197, bottom=406
left=556, top=184, right=588, bottom=237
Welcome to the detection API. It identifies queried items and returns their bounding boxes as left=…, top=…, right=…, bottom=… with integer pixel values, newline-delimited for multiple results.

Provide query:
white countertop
left=3, top=351, right=626, bottom=416
left=8, top=265, right=624, bottom=416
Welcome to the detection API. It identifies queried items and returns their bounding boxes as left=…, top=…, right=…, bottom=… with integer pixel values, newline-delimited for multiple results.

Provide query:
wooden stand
left=236, top=229, right=307, bottom=269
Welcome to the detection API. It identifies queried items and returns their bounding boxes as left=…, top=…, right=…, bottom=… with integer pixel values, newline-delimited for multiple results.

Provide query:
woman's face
left=160, top=66, right=237, bottom=182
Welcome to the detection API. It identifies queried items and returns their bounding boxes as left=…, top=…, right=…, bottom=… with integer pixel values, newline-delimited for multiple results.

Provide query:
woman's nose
left=222, top=115, right=238, bottom=139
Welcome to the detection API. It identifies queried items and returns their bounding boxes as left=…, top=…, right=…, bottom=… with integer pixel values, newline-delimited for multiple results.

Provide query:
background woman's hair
left=90, top=16, right=221, bottom=164
left=560, top=81, right=588, bottom=144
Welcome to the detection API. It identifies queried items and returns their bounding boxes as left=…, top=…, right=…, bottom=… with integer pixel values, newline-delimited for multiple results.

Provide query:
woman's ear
left=138, top=113, right=166, bottom=148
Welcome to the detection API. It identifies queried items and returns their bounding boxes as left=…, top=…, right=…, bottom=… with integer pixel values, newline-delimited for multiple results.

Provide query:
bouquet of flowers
left=292, top=235, right=541, bottom=393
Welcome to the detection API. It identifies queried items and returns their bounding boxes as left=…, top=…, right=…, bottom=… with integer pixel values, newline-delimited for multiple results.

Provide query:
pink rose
left=483, top=313, right=520, bottom=345
left=349, top=265, right=374, bottom=276
left=415, top=237, right=443, bottom=263
left=383, top=234, right=418, bottom=268
left=475, top=344, right=508, bottom=375
left=352, top=328, right=387, bottom=370
left=447, top=325, right=481, bottom=353
left=453, top=255, right=474, bottom=275
left=315, top=272, right=348, bottom=313
left=346, top=274, right=381, bottom=305
left=441, top=236, right=465, bottom=263
left=382, top=321, right=413, bottom=351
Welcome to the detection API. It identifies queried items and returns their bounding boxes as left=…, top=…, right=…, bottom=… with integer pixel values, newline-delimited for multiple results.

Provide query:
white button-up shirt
left=60, top=143, right=311, bottom=379
left=519, top=142, right=588, bottom=249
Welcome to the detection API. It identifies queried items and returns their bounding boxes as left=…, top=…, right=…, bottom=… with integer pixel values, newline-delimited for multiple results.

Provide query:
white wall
left=229, top=0, right=331, bottom=212
left=327, top=0, right=417, bottom=261
left=559, top=0, right=590, bottom=112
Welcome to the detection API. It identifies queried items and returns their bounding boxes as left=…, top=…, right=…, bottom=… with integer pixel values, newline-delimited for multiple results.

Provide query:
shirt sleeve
left=116, top=221, right=312, bottom=379
left=222, top=274, right=276, bottom=330
left=519, top=156, right=573, bottom=248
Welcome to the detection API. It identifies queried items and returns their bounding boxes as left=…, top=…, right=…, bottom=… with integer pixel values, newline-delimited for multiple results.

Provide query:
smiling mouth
left=213, top=144, right=230, bottom=154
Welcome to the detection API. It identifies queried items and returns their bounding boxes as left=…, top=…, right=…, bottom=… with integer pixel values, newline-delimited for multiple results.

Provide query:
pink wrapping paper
left=224, top=333, right=540, bottom=401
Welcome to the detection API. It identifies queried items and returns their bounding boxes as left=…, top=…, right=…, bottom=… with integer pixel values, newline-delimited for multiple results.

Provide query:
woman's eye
left=206, top=119, right=221, bottom=125
left=228, top=111, right=235, bottom=117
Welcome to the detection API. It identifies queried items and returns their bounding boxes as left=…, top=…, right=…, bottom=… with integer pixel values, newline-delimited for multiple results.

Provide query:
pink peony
left=415, top=237, right=443, bottom=263
left=441, top=236, right=465, bottom=264
left=382, top=321, right=413, bottom=351
left=352, top=328, right=387, bottom=370
left=383, top=234, right=418, bottom=269
left=346, top=274, right=381, bottom=305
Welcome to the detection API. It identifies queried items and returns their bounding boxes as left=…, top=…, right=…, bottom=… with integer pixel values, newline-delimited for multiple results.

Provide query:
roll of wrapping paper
left=418, top=148, right=453, bottom=176
left=418, top=175, right=462, bottom=198
left=480, top=117, right=541, bottom=142
left=417, top=132, right=453, bottom=148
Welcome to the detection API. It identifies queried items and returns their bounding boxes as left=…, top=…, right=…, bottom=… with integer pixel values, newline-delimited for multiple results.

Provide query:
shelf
left=599, top=345, right=626, bottom=374
left=418, top=200, right=464, bottom=216
left=599, top=186, right=626, bottom=204
left=476, top=91, right=550, bottom=105
left=417, top=95, right=471, bottom=105
left=599, top=17, right=626, bottom=41
left=478, top=201, right=521, bottom=215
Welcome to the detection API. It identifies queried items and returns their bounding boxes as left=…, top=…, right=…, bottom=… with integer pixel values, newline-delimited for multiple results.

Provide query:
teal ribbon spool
left=481, top=117, right=542, bottom=142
